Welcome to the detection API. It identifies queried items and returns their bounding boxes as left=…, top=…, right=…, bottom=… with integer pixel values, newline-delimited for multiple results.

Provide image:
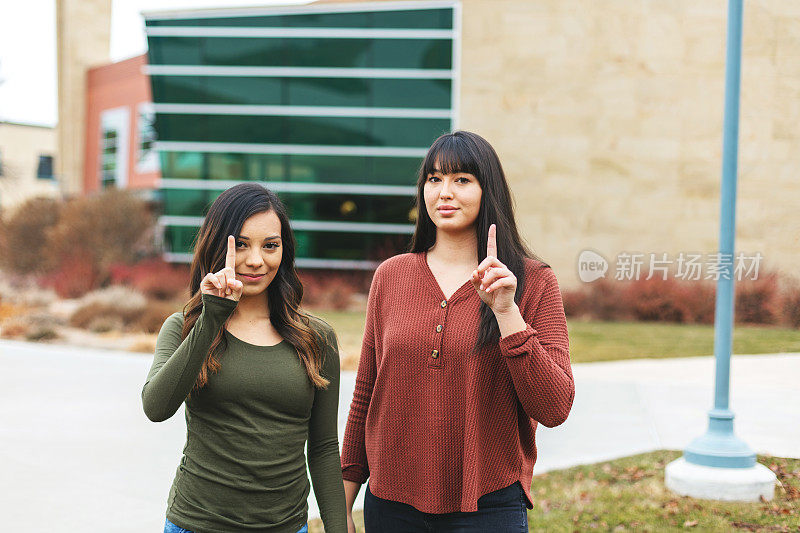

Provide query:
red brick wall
left=84, top=54, right=159, bottom=193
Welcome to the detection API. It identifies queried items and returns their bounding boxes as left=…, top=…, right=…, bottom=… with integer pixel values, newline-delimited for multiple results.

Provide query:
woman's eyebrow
left=237, top=235, right=282, bottom=241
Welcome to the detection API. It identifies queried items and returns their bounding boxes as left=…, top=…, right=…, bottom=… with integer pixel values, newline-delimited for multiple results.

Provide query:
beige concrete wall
left=459, top=0, right=800, bottom=286
left=0, top=122, right=59, bottom=213
left=56, top=0, right=112, bottom=195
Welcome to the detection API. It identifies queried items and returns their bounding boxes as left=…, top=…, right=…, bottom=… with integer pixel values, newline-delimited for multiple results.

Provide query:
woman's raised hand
left=200, top=235, right=244, bottom=301
left=471, top=224, right=517, bottom=314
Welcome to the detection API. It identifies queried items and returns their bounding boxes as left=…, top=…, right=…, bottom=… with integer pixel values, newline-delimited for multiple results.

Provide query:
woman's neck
left=427, top=228, right=478, bottom=266
left=233, top=291, right=270, bottom=320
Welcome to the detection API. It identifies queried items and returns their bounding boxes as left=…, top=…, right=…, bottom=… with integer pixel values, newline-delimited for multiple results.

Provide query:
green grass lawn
left=311, top=451, right=799, bottom=532
left=567, top=319, right=800, bottom=363
left=310, top=308, right=800, bottom=368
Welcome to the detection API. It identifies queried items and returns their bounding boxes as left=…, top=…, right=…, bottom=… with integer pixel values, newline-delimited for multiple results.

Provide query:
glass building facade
left=144, top=1, right=459, bottom=268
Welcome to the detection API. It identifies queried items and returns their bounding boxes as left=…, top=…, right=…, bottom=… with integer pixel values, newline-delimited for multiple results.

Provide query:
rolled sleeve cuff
left=341, top=464, right=368, bottom=484
left=499, top=324, right=539, bottom=358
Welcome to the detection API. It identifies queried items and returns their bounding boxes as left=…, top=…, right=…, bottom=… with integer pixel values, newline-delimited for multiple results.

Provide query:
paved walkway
left=1, top=339, right=797, bottom=532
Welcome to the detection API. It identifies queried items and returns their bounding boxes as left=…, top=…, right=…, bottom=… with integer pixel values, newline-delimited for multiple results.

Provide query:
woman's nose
left=245, top=249, right=264, bottom=266
left=439, top=179, right=454, bottom=199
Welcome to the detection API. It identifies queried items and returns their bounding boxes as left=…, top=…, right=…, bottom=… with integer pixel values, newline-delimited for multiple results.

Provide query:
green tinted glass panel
left=165, top=225, right=411, bottom=261
left=150, top=37, right=450, bottom=69
left=156, top=114, right=448, bottom=147
left=158, top=152, right=204, bottom=179
left=147, top=9, right=453, bottom=29
left=150, top=76, right=451, bottom=108
left=372, top=157, right=422, bottom=182
left=160, top=152, right=420, bottom=184
left=165, top=225, right=201, bottom=254
left=163, top=189, right=215, bottom=217
left=150, top=76, right=283, bottom=105
left=147, top=37, right=202, bottom=64
left=370, top=79, right=451, bottom=108
left=162, top=188, right=415, bottom=224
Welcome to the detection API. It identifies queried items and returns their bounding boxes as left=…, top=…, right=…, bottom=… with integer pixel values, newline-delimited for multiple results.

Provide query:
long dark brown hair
left=410, top=130, right=548, bottom=348
left=182, top=183, right=330, bottom=390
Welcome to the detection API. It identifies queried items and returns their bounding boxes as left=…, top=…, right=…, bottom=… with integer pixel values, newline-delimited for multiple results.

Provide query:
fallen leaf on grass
left=683, top=520, right=698, bottom=528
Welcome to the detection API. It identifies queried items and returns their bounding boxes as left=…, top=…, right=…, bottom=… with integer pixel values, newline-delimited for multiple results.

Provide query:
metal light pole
left=665, top=0, right=775, bottom=501
left=684, top=0, right=753, bottom=469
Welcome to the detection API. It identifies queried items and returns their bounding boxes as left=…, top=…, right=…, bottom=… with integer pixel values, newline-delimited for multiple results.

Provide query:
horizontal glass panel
left=150, top=76, right=451, bottom=108
left=148, top=36, right=451, bottom=70
left=155, top=114, right=449, bottom=147
left=147, top=9, right=453, bottom=29
left=159, top=152, right=422, bottom=185
left=164, top=225, right=412, bottom=261
left=162, top=188, right=416, bottom=224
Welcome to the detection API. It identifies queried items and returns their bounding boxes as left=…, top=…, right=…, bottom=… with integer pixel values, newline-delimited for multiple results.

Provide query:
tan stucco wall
left=56, top=0, right=112, bottom=195
left=0, top=122, right=59, bottom=213
left=458, top=0, right=800, bottom=286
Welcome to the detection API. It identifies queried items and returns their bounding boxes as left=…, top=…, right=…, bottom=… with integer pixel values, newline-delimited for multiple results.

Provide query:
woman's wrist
left=494, top=303, right=527, bottom=337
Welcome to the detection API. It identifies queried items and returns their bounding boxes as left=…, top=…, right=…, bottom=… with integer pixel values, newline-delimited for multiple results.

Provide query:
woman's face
left=423, top=166, right=483, bottom=234
left=232, top=210, right=283, bottom=297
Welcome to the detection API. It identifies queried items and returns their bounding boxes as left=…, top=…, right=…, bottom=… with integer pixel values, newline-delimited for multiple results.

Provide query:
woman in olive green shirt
left=143, top=183, right=347, bottom=533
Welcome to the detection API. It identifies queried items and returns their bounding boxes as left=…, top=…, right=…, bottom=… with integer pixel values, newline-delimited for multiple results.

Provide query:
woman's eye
left=456, top=177, right=470, bottom=183
left=264, top=242, right=279, bottom=249
left=236, top=241, right=245, bottom=248
left=427, top=175, right=440, bottom=182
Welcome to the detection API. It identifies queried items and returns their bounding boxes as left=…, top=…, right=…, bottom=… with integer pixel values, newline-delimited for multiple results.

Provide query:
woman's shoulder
left=159, top=311, right=186, bottom=335
left=523, top=256, right=552, bottom=273
left=303, top=313, right=335, bottom=338
left=522, top=257, right=559, bottom=290
left=303, top=313, right=339, bottom=347
left=373, top=252, right=420, bottom=278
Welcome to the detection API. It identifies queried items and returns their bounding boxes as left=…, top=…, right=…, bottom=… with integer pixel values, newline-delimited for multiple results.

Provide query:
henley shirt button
left=440, top=300, right=447, bottom=308
left=436, top=324, right=443, bottom=332
left=431, top=349, right=439, bottom=359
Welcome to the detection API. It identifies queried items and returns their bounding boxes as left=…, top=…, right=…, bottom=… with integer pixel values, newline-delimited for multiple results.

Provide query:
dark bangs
left=420, top=133, right=482, bottom=183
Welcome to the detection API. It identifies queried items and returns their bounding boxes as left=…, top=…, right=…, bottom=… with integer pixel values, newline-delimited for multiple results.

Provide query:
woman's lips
left=437, top=206, right=459, bottom=216
left=239, top=273, right=265, bottom=282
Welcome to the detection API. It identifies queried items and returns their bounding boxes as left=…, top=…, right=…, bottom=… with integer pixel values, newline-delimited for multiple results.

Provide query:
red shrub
left=582, top=278, right=634, bottom=321
left=46, top=250, right=101, bottom=298
left=623, top=278, right=690, bottom=323
left=298, top=270, right=371, bottom=310
left=561, top=288, right=590, bottom=319
left=110, top=259, right=190, bottom=301
left=781, top=282, right=800, bottom=329
left=735, top=272, right=781, bottom=325
left=678, top=280, right=717, bottom=325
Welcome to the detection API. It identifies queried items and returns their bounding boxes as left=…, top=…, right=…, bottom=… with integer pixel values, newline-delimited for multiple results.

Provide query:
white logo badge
left=578, top=250, right=608, bottom=283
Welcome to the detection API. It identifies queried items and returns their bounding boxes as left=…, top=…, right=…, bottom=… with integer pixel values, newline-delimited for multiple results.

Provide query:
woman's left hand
left=471, top=224, right=517, bottom=314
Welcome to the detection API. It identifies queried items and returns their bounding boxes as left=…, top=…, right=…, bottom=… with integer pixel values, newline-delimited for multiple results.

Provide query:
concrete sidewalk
left=1, top=339, right=797, bottom=532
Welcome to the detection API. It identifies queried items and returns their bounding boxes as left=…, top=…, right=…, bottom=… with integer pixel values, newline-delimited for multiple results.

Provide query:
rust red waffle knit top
left=341, top=252, right=575, bottom=513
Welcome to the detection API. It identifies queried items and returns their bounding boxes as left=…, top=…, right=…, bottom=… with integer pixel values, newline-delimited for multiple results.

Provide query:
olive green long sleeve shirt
left=142, top=293, right=346, bottom=533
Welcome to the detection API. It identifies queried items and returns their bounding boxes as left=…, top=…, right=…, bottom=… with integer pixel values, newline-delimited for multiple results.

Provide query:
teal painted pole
left=684, top=0, right=756, bottom=469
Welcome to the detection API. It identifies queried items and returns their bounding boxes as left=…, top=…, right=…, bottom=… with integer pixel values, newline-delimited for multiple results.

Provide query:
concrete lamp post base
left=665, top=457, right=776, bottom=502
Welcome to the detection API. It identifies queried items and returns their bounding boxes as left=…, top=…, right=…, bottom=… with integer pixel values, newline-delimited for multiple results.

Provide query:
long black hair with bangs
left=409, top=130, right=548, bottom=348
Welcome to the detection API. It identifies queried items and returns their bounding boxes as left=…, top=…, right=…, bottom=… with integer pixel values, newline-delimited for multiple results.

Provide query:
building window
left=137, top=103, right=159, bottom=173
left=145, top=3, right=457, bottom=267
left=99, top=107, right=130, bottom=188
left=37, top=154, right=54, bottom=179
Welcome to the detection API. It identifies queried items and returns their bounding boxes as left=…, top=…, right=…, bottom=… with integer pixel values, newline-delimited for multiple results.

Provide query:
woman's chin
left=434, top=219, right=474, bottom=233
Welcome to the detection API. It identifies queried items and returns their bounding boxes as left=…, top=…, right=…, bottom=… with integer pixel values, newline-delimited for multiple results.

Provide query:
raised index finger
left=487, top=223, right=497, bottom=259
left=225, top=235, right=236, bottom=270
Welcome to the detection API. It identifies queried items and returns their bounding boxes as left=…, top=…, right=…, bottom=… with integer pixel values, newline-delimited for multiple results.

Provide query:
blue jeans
left=364, top=482, right=529, bottom=532
left=164, top=518, right=308, bottom=533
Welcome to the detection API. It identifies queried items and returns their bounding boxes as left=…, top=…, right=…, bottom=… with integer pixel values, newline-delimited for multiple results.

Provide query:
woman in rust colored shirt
left=341, top=131, right=575, bottom=532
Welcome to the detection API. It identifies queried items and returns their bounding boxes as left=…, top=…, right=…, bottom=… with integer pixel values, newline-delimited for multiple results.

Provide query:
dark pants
left=364, top=482, right=529, bottom=533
